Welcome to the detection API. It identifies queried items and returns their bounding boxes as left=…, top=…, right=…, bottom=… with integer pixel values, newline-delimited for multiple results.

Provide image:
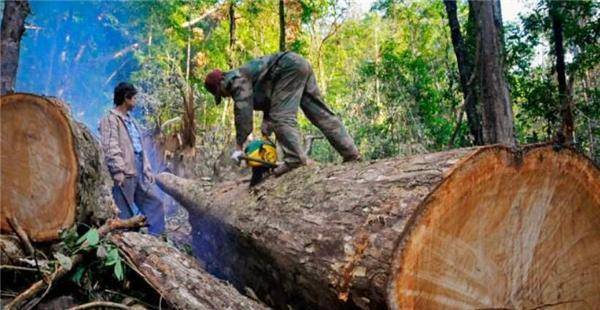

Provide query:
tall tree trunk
left=469, top=0, right=515, bottom=146
left=443, top=0, right=483, bottom=145
left=181, top=85, right=196, bottom=149
left=279, top=0, right=286, bottom=51
left=0, top=0, right=30, bottom=95
left=182, top=8, right=195, bottom=150
left=492, top=0, right=505, bottom=46
left=549, top=1, right=574, bottom=144
left=228, top=1, right=236, bottom=68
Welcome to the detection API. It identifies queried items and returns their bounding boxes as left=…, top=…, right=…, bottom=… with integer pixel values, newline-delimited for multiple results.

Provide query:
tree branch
left=68, top=301, right=129, bottom=310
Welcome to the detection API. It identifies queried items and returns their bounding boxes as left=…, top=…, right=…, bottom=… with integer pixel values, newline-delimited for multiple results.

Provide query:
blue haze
left=16, top=1, right=145, bottom=130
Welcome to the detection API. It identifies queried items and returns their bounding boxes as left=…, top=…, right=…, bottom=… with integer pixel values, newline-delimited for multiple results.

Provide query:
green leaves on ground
left=77, top=228, right=100, bottom=248
left=104, top=247, right=125, bottom=281
left=58, top=226, right=127, bottom=283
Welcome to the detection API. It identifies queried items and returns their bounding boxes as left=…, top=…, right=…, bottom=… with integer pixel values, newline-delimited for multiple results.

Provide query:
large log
left=110, top=231, right=268, bottom=310
left=1, top=93, right=115, bottom=242
left=157, top=145, right=600, bottom=309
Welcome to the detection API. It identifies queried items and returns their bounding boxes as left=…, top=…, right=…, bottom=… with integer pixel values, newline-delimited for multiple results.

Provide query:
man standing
left=204, top=51, right=361, bottom=176
left=99, top=82, right=165, bottom=235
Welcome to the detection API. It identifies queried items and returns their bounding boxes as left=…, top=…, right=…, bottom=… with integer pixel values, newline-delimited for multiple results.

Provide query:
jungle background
left=1, top=1, right=599, bottom=308
left=10, top=0, right=600, bottom=165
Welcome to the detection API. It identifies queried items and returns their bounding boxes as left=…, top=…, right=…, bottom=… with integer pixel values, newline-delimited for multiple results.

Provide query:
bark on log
left=1, top=93, right=116, bottom=242
left=0, top=235, right=25, bottom=265
left=157, top=144, right=600, bottom=309
left=110, top=231, right=268, bottom=310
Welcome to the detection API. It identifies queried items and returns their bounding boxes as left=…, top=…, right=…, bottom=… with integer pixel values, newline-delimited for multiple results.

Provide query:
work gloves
left=230, top=149, right=244, bottom=164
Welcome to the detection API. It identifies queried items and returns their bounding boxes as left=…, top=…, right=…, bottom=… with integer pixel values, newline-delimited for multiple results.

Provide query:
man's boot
left=343, top=153, right=362, bottom=163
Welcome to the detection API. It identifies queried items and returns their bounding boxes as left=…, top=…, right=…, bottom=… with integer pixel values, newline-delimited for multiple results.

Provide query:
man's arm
left=99, top=115, right=127, bottom=183
left=230, top=76, right=254, bottom=149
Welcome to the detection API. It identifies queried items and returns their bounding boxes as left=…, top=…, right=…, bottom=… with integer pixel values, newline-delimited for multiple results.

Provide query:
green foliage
left=77, top=228, right=100, bottom=248
left=57, top=226, right=127, bottom=287
left=126, top=0, right=598, bottom=163
left=104, top=247, right=125, bottom=281
left=505, top=1, right=599, bottom=160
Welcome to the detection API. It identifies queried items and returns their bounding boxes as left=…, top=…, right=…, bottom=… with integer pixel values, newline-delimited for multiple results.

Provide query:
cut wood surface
left=1, top=93, right=115, bottom=242
left=157, top=144, right=600, bottom=309
left=111, top=231, right=268, bottom=310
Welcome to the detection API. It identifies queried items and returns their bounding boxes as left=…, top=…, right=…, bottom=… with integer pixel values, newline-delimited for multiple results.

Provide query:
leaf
left=54, top=252, right=73, bottom=271
left=114, top=260, right=124, bottom=281
left=76, top=232, right=87, bottom=245
left=86, top=229, right=100, bottom=247
left=77, top=229, right=100, bottom=247
left=105, top=248, right=120, bottom=266
left=71, top=266, right=86, bottom=284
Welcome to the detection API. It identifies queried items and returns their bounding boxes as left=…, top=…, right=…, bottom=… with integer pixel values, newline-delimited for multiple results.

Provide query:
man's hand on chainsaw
left=230, top=149, right=244, bottom=164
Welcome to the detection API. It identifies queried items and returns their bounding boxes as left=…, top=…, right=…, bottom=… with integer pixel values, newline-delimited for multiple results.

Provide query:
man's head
left=204, top=69, right=224, bottom=105
left=114, top=82, right=137, bottom=111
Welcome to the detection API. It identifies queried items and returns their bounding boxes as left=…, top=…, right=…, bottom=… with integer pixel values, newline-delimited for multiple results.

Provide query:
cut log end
left=389, top=146, right=600, bottom=309
left=1, top=94, right=78, bottom=241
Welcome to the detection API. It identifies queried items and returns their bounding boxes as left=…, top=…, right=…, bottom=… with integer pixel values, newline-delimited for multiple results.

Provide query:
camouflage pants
left=268, top=52, right=359, bottom=166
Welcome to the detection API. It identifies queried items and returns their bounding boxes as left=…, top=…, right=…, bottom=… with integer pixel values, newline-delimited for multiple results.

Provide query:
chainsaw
left=242, top=134, right=277, bottom=186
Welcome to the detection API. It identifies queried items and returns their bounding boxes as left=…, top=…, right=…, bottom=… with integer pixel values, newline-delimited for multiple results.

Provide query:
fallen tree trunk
left=110, top=231, right=268, bottom=310
left=1, top=93, right=115, bottom=242
left=157, top=144, right=600, bottom=309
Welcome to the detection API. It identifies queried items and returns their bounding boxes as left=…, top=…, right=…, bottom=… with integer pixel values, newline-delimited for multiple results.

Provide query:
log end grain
left=1, top=93, right=78, bottom=241
left=1, top=93, right=115, bottom=242
left=388, top=145, right=600, bottom=309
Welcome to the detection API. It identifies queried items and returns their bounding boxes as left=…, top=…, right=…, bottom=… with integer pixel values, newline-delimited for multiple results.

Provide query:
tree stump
left=157, top=144, right=600, bottom=309
left=1, top=93, right=115, bottom=242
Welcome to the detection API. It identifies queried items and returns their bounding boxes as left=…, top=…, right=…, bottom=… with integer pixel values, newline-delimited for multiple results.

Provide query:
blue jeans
left=112, top=153, right=165, bottom=235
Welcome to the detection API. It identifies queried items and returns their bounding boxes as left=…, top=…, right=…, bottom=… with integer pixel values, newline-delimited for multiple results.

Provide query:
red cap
left=204, top=69, right=224, bottom=105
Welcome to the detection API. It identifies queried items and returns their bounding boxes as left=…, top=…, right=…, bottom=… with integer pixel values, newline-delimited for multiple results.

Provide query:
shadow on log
left=157, top=144, right=600, bottom=309
left=1, top=93, right=115, bottom=242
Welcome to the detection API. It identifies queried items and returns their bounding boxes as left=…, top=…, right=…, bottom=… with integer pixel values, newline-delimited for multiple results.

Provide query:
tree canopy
left=10, top=0, right=599, bottom=162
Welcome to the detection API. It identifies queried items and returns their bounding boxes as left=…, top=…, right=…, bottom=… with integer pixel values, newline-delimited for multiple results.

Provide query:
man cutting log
left=204, top=51, right=361, bottom=176
left=99, top=82, right=165, bottom=235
